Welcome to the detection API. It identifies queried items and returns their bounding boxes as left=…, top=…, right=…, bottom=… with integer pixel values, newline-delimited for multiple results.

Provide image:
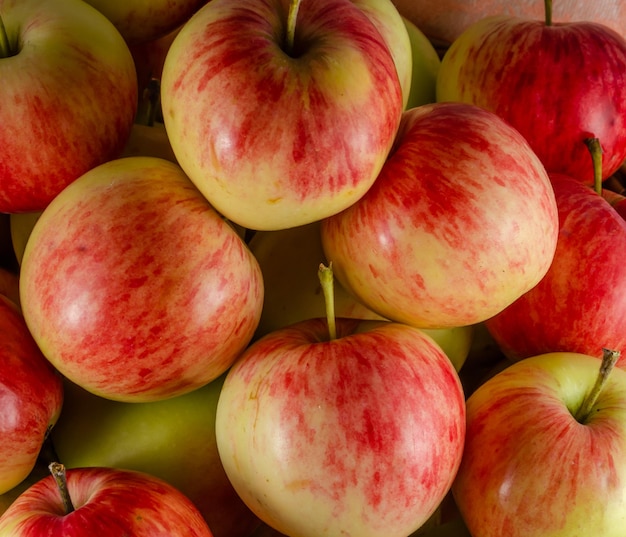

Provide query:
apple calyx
left=584, top=137, right=604, bottom=195
left=544, top=0, right=553, bottom=26
left=48, top=462, right=76, bottom=515
left=285, top=0, right=303, bottom=56
left=0, top=13, right=15, bottom=59
left=574, top=348, right=621, bottom=423
left=318, top=262, right=337, bottom=340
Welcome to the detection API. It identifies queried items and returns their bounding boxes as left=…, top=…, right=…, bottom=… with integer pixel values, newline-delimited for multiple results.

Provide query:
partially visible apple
left=9, top=212, right=41, bottom=268
left=403, top=15, right=441, bottom=108
left=0, top=267, right=19, bottom=308
left=0, top=458, right=49, bottom=517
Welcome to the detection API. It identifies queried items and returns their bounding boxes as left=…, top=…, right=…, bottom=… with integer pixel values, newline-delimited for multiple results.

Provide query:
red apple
left=321, top=102, right=559, bottom=329
left=436, top=4, right=626, bottom=185
left=19, top=156, right=264, bottom=402
left=485, top=173, right=626, bottom=365
left=0, top=0, right=138, bottom=213
left=160, top=0, right=404, bottom=230
left=216, top=315, right=466, bottom=537
left=0, top=295, right=63, bottom=495
left=0, top=465, right=214, bottom=536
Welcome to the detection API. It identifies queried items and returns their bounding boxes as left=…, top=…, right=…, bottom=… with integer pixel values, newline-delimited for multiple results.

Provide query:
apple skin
left=0, top=267, right=19, bottom=308
left=0, top=295, right=64, bottom=495
left=321, top=102, right=559, bottom=329
left=0, top=0, right=138, bottom=214
left=19, top=156, right=264, bottom=402
left=0, top=466, right=214, bottom=536
left=216, top=318, right=466, bottom=537
left=160, top=0, right=403, bottom=231
left=0, top=460, right=49, bottom=517
left=50, top=375, right=262, bottom=537
left=485, top=173, right=626, bottom=365
left=403, top=15, right=441, bottom=108
left=436, top=15, right=626, bottom=185
left=452, top=351, right=626, bottom=537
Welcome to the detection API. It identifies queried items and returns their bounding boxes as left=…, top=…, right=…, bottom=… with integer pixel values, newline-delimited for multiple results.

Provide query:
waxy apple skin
left=485, top=173, right=626, bottom=365
left=0, top=295, right=63, bottom=495
left=160, top=0, right=403, bottom=231
left=216, top=318, right=466, bottom=537
left=321, top=102, right=559, bottom=329
left=0, top=0, right=138, bottom=213
left=436, top=15, right=626, bottom=185
left=19, top=157, right=264, bottom=403
left=453, top=352, right=626, bottom=537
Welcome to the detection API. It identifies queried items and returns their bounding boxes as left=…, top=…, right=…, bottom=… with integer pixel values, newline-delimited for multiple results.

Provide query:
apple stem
left=575, top=348, right=621, bottom=423
left=0, top=14, right=11, bottom=58
left=584, top=137, right=604, bottom=196
left=318, top=262, right=337, bottom=341
left=285, top=0, right=302, bottom=56
left=48, top=462, right=76, bottom=515
left=544, top=0, right=553, bottom=26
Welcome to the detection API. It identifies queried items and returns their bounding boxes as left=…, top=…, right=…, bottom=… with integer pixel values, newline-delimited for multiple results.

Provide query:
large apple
left=321, top=102, right=559, bottom=329
left=0, top=295, right=64, bottom=495
left=0, top=0, right=138, bottom=214
left=51, top=375, right=261, bottom=537
left=19, top=156, right=264, bottom=402
left=436, top=4, right=626, bottom=185
left=216, top=315, right=466, bottom=537
left=0, top=465, right=214, bottom=536
left=452, top=350, right=626, bottom=537
left=160, top=0, right=404, bottom=231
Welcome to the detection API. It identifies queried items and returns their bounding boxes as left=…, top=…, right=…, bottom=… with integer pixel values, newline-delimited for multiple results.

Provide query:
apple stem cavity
left=285, top=0, right=302, bottom=56
left=0, top=14, right=12, bottom=58
left=575, top=348, right=621, bottom=423
left=318, top=262, right=337, bottom=341
left=48, top=462, right=76, bottom=515
left=544, top=0, right=553, bottom=26
left=584, top=137, right=604, bottom=196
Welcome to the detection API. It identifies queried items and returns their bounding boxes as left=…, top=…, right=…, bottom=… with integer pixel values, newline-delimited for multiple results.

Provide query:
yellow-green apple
left=0, top=465, right=214, bottom=536
left=249, top=221, right=474, bottom=370
left=216, top=316, right=466, bottom=537
left=19, top=156, right=264, bottom=402
left=436, top=4, right=626, bottom=185
left=485, top=173, right=626, bottom=365
left=452, top=350, right=626, bottom=537
left=321, top=102, right=559, bottom=329
left=0, top=294, right=64, bottom=495
left=9, top=212, right=40, bottom=268
left=0, top=0, right=138, bottom=214
left=51, top=375, right=261, bottom=537
left=160, top=0, right=404, bottom=231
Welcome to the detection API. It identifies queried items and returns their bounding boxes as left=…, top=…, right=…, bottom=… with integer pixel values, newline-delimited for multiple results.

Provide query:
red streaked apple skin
left=436, top=15, right=626, bottom=185
left=160, top=0, right=403, bottom=231
left=19, top=157, right=264, bottom=403
left=452, top=352, right=626, bottom=537
left=321, top=102, right=559, bottom=329
left=216, top=318, right=466, bottom=537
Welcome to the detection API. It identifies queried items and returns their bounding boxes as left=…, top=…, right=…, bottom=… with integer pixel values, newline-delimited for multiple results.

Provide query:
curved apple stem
left=48, top=462, right=76, bottom=515
left=285, top=0, right=302, bottom=56
left=584, top=137, right=604, bottom=196
left=544, top=0, right=553, bottom=26
left=575, top=348, right=620, bottom=423
left=0, top=14, right=11, bottom=58
left=318, top=262, right=337, bottom=341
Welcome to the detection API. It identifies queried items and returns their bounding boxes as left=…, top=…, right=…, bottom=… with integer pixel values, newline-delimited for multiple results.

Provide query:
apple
left=0, top=267, right=19, bottom=308
left=19, top=156, right=264, bottom=402
left=160, top=0, right=404, bottom=231
left=321, top=102, right=559, bottom=329
left=0, top=294, right=64, bottom=495
left=119, top=122, right=178, bottom=163
left=403, top=15, right=441, bottom=108
left=0, top=464, right=215, bottom=536
left=452, top=349, right=626, bottom=537
left=436, top=3, right=626, bottom=185
left=9, top=212, right=41, bottom=268
left=0, top=0, right=138, bottom=214
left=215, top=291, right=466, bottom=537
left=601, top=185, right=626, bottom=221
left=484, top=172, right=626, bottom=364
left=0, top=460, right=49, bottom=517
left=51, top=375, right=261, bottom=537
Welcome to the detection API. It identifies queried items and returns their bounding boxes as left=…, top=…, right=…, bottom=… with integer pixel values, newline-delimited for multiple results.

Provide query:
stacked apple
left=2, top=0, right=626, bottom=536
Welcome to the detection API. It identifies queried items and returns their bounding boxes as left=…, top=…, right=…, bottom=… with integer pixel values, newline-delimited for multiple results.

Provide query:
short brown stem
left=48, top=462, right=75, bottom=515
left=585, top=137, right=604, bottom=196
left=575, top=348, right=620, bottom=423
left=285, top=0, right=302, bottom=56
left=544, top=0, right=553, bottom=26
left=0, top=14, right=11, bottom=58
left=318, top=262, right=337, bottom=341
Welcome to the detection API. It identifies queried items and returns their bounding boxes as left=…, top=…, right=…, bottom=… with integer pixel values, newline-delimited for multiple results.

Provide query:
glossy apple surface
left=19, top=156, right=264, bottom=402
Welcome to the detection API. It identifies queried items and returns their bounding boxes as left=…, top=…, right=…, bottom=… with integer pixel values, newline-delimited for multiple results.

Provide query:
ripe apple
left=452, top=350, right=626, bottom=537
left=436, top=5, right=626, bottom=185
left=0, top=465, right=214, bottom=536
left=485, top=172, right=626, bottom=364
left=0, top=0, right=138, bottom=213
left=216, top=315, right=466, bottom=537
left=321, top=102, right=559, bottom=329
left=403, top=15, right=441, bottom=108
left=160, top=0, right=404, bottom=231
left=19, top=156, right=264, bottom=402
left=0, top=460, right=48, bottom=517
left=0, top=294, right=64, bottom=495
left=51, top=375, right=261, bottom=537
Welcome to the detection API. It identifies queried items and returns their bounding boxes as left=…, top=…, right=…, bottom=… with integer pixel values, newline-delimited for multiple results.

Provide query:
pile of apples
left=3, top=0, right=626, bottom=536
